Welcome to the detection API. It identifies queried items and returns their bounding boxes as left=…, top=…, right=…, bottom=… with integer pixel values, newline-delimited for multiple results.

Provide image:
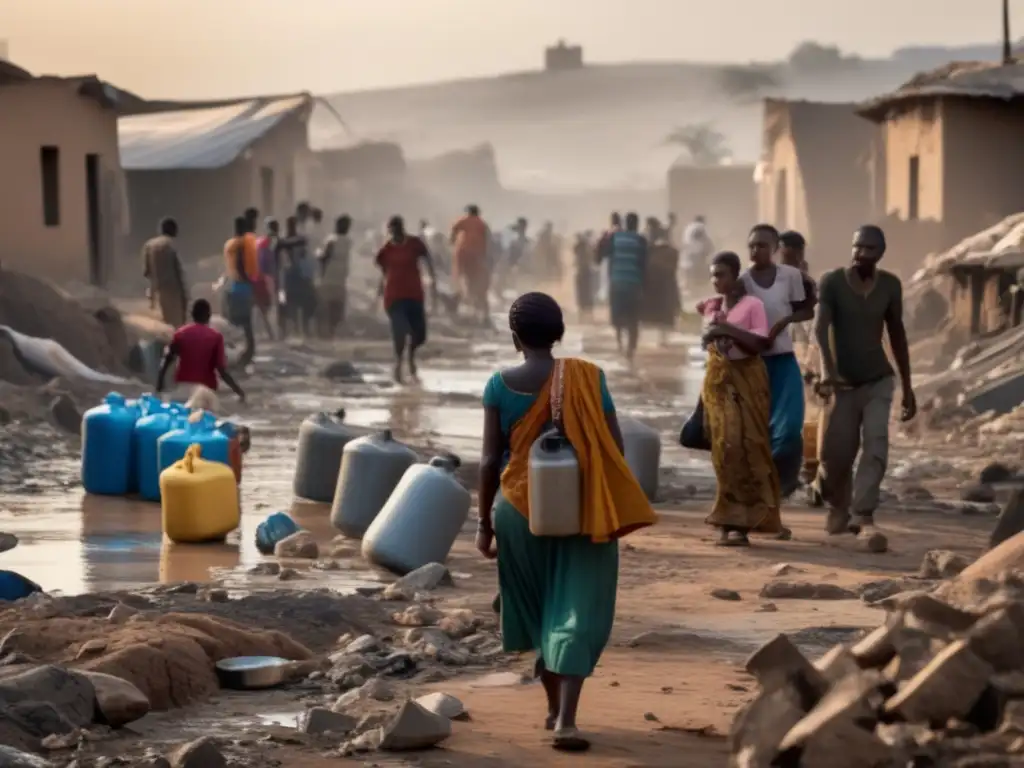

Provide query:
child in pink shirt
left=696, top=252, right=770, bottom=359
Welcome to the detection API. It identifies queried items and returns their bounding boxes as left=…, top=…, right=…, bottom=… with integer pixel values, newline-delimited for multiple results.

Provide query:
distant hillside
left=311, top=50, right=1003, bottom=193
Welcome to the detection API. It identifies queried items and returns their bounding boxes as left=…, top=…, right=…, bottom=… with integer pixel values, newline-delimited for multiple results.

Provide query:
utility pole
left=1003, top=0, right=1013, bottom=64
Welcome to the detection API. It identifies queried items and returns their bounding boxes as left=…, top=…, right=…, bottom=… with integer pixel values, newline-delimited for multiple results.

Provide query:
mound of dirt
left=0, top=270, right=128, bottom=377
left=1, top=612, right=311, bottom=710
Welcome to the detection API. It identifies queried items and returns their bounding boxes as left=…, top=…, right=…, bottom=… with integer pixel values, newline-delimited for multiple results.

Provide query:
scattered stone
left=744, top=634, right=827, bottom=699
left=967, top=606, right=1024, bottom=671
left=379, top=700, right=452, bottom=751
left=381, top=583, right=413, bottom=601
left=437, top=610, right=478, bottom=639
left=759, top=582, right=857, bottom=601
left=49, top=395, right=81, bottom=435
left=0, top=665, right=95, bottom=727
left=248, top=562, right=281, bottom=576
left=320, top=360, right=363, bottom=382
left=311, top=559, right=341, bottom=571
left=770, top=563, right=802, bottom=577
left=0, top=532, right=18, bottom=554
left=980, top=462, right=1017, bottom=485
left=343, top=635, right=379, bottom=655
left=710, top=588, right=741, bottom=602
left=391, top=563, right=453, bottom=593
left=756, top=602, right=778, bottom=613
left=200, top=588, right=229, bottom=603
left=0, top=745, right=52, bottom=767
left=901, top=485, right=935, bottom=502
left=274, top=531, right=319, bottom=559
left=75, top=638, right=108, bottom=659
left=921, top=550, right=972, bottom=580
left=884, top=639, right=993, bottom=724
left=963, top=484, right=997, bottom=503
left=415, top=692, right=467, bottom=721
left=643, top=712, right=659, bottom=722
left=277, top=567, right=302, bottom=581
left=106, top=603, right=138, bottom=624
left=77, top=671, right=150, bottom=728
left=858, top=579, right=908, bottom=603
left=167, top=736, right=226, bottom=768
left=858, top=530, right=889, bottom=554
left=343, top=727, right=383, bottom=754
left=299, top=707, right=357, bottom=736
left=392, top=605, right=441, bottom=627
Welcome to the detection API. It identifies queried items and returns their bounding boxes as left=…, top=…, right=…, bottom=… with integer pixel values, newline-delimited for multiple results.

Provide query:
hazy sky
left=3, top=0, right=1019, bottom=98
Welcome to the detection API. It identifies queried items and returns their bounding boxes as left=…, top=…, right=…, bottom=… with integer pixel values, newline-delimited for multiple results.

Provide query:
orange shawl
left=499, top=358, right=657, bottom=543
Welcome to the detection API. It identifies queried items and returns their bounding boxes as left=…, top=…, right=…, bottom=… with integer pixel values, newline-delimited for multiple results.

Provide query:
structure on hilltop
left=545, top=40, right=583, bottom=72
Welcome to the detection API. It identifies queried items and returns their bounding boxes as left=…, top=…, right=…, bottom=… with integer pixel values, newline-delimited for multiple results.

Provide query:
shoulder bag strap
left=550, top=358, right=566, bottom=433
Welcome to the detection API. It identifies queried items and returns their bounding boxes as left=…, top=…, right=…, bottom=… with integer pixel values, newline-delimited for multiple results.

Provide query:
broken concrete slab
left=813, top=645, right=861, bottom=685
left=850, top=615, right=904, bottom=669
left=884, top=640, right=994, bottom=725
left=299, top=707, right=357, bottom=736
left=744, top=634, right=827, bottom=701
left=379, top=700, right=452, bottom=751
left=728, top=685, right=806, bottom=767
left=967, top=606, right=1024, bottom=672
left=414, top=692, right=467, bottom=721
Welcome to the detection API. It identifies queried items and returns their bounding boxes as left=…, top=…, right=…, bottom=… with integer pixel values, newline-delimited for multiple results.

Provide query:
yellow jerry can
left=160, top=443, right=240, bottom=544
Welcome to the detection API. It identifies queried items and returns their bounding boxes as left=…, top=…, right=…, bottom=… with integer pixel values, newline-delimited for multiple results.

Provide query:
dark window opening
left=40, top=146, right=60, bottom=227
left=908, top=155, right=920, bottom=221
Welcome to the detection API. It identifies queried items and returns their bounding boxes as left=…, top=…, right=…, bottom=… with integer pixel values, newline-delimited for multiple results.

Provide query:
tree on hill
left=788, top=41, right=861, bottom=72
left=664, top=122, right=732, bottom=166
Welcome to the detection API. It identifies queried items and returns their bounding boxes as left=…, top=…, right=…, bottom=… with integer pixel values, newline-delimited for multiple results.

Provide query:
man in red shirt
left=156, top=299, right=245, bottom=402
left=376, top=215, right=437, bottom=383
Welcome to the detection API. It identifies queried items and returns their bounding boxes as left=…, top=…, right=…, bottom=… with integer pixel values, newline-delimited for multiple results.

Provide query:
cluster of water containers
left=81, top=393, right=244, bottom=544
left=292, top=410, right=661, bottom=574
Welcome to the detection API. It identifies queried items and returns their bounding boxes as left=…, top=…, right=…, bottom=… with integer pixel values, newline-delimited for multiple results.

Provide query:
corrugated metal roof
left=118, top=95, right=309, bottom=171
left=858, top=61, right=1024, bottom=121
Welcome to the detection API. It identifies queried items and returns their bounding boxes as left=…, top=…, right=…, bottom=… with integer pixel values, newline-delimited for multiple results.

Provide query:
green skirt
left=493, top=493, right=619, bottom=678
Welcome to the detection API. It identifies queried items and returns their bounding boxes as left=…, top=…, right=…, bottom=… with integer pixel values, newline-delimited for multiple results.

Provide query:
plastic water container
left=528, top=429, right=582, bottom=536
left=620, top=416, right=661, bottom=501
left=135, top=402, right=188, bottom=501
left=331, top=429, right=418, bottom=539
left=160, top=444, right=240, bottom=543
left=293, top=410, right=361, bottom=502
left=215, top=419, right=244, bottom=484
left=362, top=454, right=471, bottom=575
left=157, top=411, right=231, bottom=477
left=82, top=392, right=139, bottom=495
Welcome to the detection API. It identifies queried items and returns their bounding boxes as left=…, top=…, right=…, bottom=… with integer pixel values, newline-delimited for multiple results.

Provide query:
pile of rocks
left=729, top=554, right=1024, bottom=766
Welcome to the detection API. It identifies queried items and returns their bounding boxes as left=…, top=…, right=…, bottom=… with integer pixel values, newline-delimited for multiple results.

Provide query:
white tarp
left=0, top=326, right=127, bottom=384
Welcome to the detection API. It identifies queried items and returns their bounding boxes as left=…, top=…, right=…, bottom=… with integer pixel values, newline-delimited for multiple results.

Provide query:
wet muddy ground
left=0, top=303, right=1007, bottom=766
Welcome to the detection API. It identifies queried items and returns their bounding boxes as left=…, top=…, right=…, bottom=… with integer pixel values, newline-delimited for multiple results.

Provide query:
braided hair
left=508, top=292, right=565, bottom=349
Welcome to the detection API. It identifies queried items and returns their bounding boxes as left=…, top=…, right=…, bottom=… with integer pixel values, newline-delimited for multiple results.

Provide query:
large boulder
left=77, top=670, right=150, bottom=727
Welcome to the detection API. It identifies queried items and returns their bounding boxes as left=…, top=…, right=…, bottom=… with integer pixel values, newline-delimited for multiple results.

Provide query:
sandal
left=553, top=727, right=591, bottom=752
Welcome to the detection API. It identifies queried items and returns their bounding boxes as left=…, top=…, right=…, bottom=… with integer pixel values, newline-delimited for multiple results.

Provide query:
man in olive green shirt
left=814, top=225, right=917, bottom=549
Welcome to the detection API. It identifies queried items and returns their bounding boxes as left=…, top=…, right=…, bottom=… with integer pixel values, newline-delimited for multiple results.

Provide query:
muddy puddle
left=1, top=325, right=708, bottom=595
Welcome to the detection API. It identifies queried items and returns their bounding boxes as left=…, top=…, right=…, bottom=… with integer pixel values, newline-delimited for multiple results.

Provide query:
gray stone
left=392, top=605, right=441, bottom=627
left=710, top=588, right=741, bottom=601
left=414, top=692, right=467, bottom=721
left=106, top=604, right=138, bottom=624
left=759, top=582, right=857, bottom=601
left=920, top=550, right=972, bottom=579
left=744, top=634, right=827, bottom=699
left=0, top=666, right=95, bottom=728
left=379, top=700, right=452, bottom=751
left=728, top=686, right=805, bottom=767
left=248, top=562, right=281, bottom=576
left=273, top=531, right=319, bottom=559
left=0, top=745, right=52, bottom=767
left=343, top=634, right=379, bottom=655
left=0, top=533, right=18, bottom=554
left=76, top=671, right=150, bottom=728
left=981, top=462, right=1017, bottom=484
left=277, top=567, right=302, bottom=581
left=320, top=361, right=363, bottom=382
left=392, top=563, right=453, bottom=592
left=167, top=736, right=226, bottom=768
left=299, top=707, right=357, bottom=736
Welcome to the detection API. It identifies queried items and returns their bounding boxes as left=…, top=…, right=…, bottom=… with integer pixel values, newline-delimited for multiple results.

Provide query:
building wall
left=757, top=129, right=809, bottom=234
left=0, top=79, right=126, bottom=285
left=942, top=99, right=1024, bottom=245
left=882, top=102, right=944, bottom=223
left=239, top=110, right=312, bottom=219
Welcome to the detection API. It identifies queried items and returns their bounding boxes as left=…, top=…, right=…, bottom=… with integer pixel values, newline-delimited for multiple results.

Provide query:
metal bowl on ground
left=215, top=656, right=291, bottom=690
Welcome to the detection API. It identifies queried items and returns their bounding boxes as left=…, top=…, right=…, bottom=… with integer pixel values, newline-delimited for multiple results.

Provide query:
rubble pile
left=728, top=541, right=1024, bottom=767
